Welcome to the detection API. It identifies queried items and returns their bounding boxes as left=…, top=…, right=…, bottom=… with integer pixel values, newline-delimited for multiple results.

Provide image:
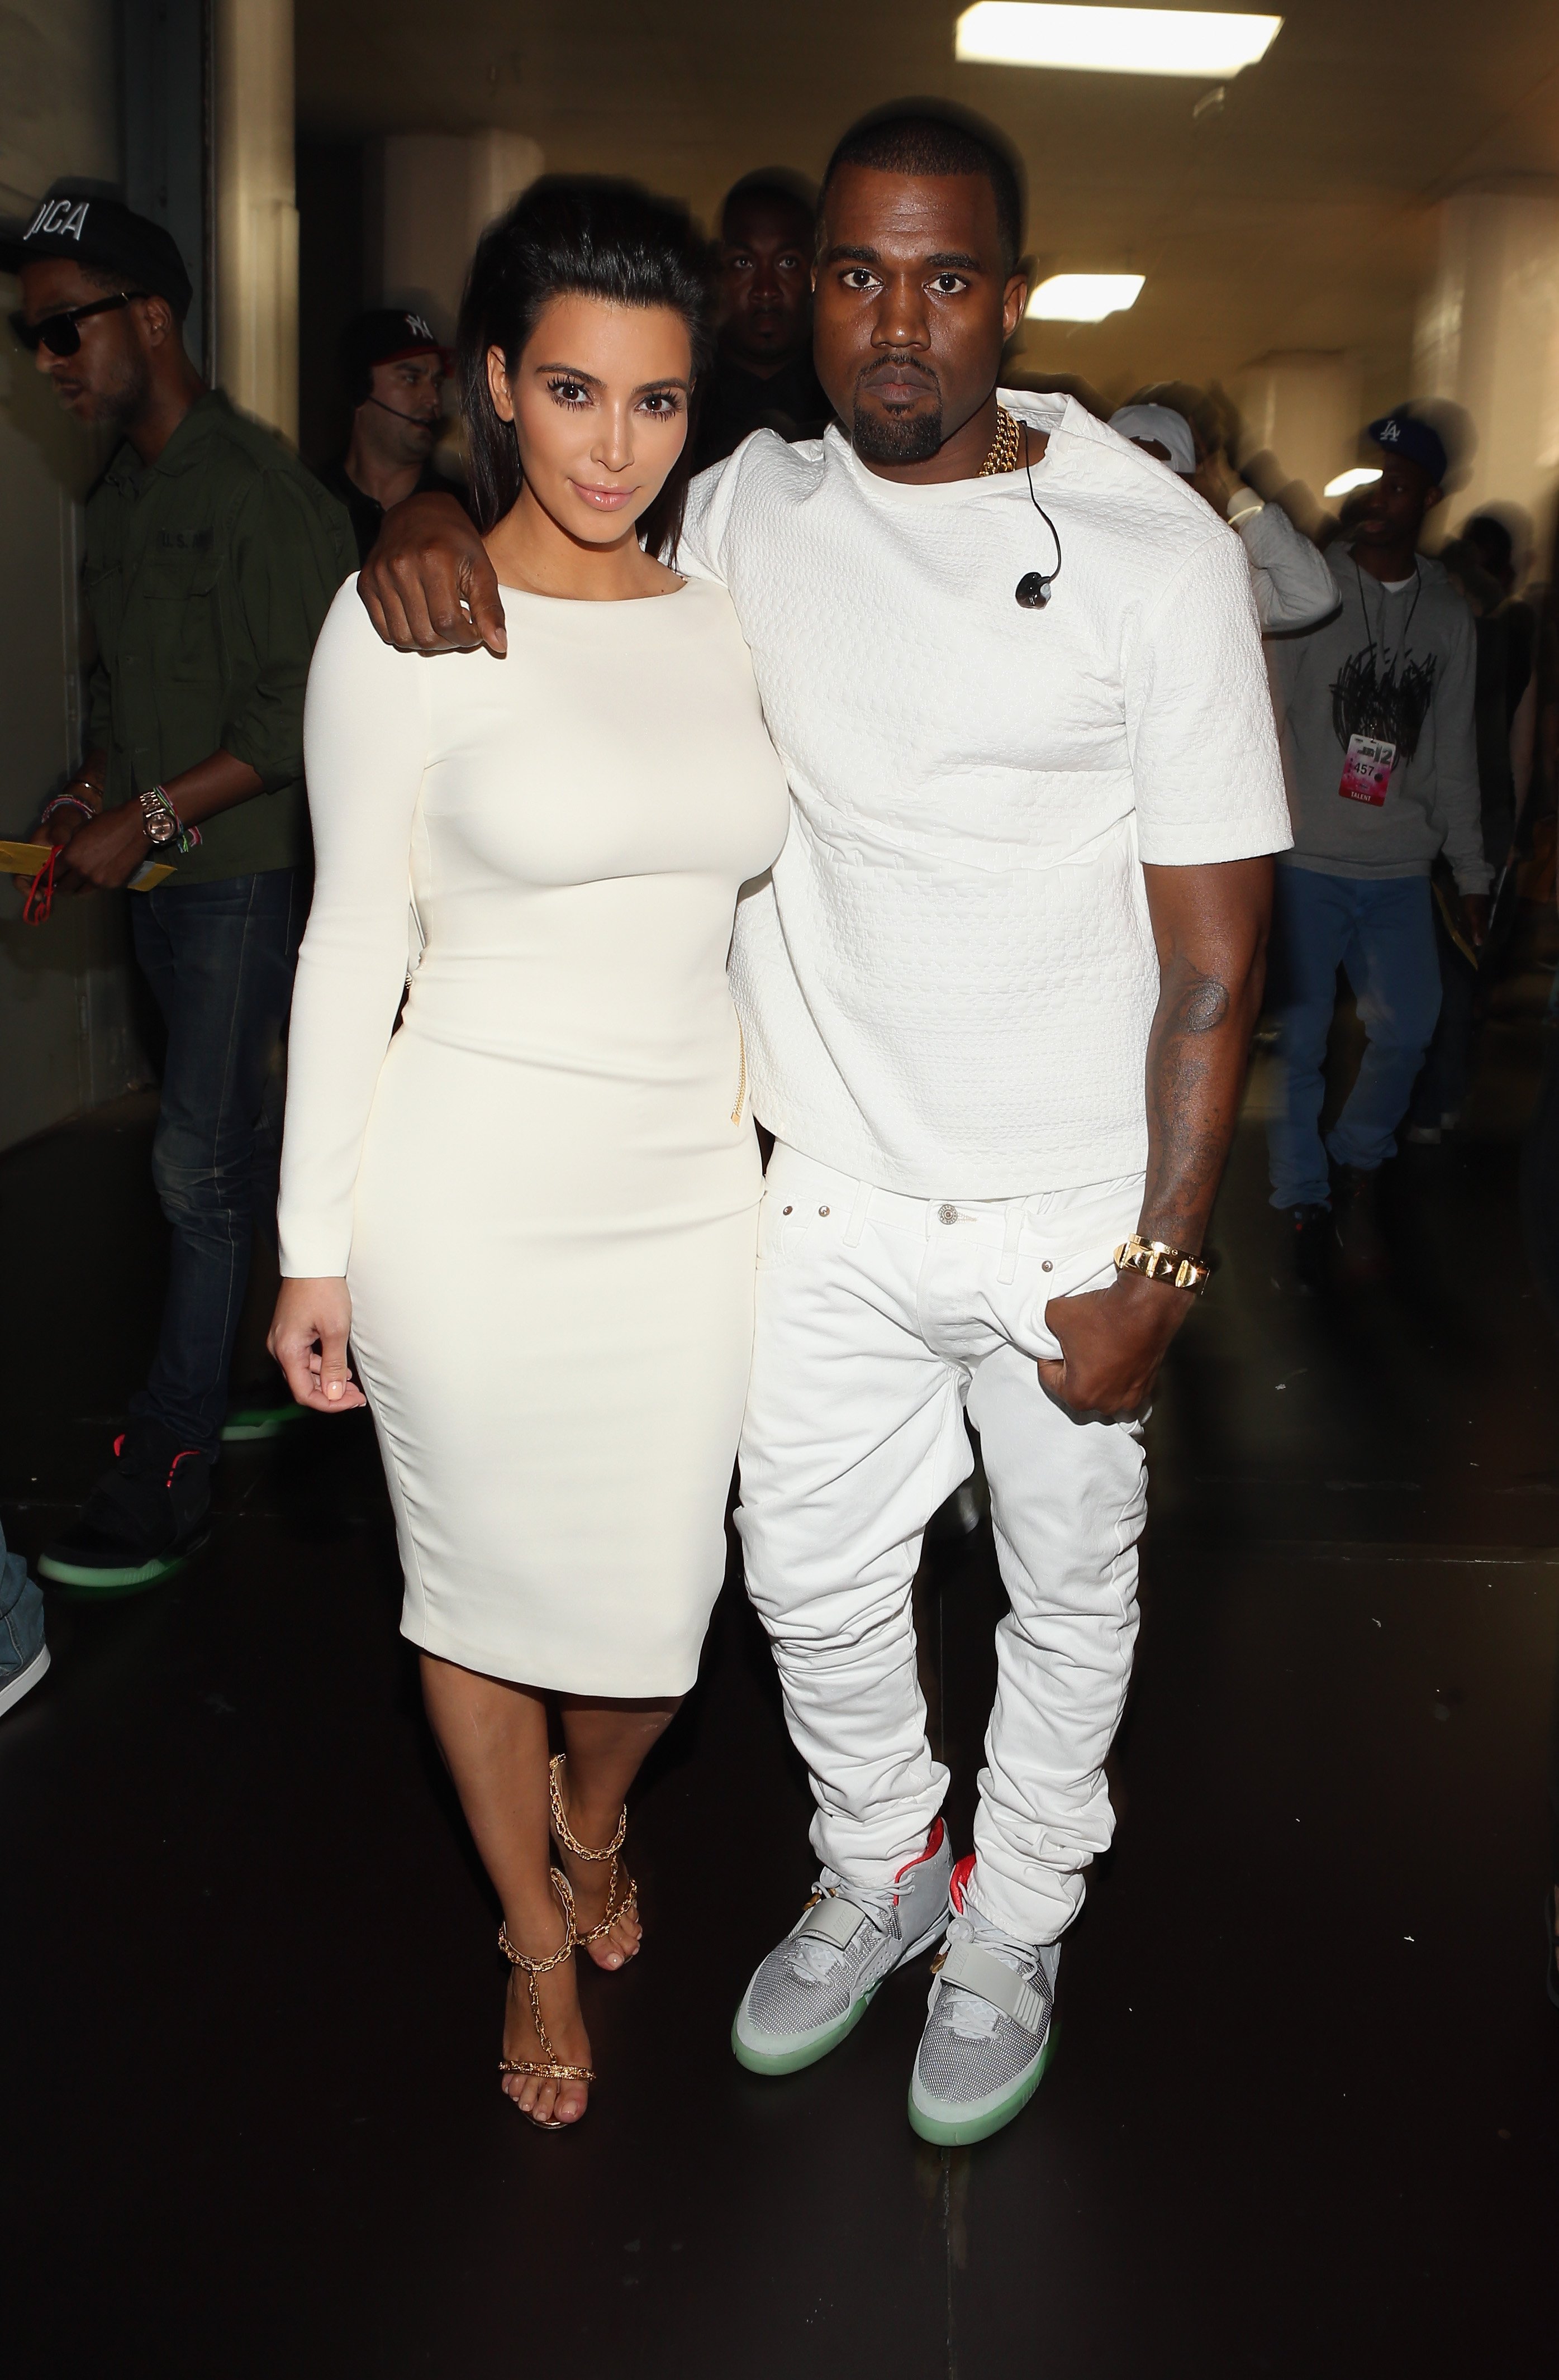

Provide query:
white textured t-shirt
left=680, top=391, right=1292, bottom=1197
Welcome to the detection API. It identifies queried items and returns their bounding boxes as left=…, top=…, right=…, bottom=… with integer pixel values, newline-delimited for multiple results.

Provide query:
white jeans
left=736, top=1143, right=1148, bottom=1945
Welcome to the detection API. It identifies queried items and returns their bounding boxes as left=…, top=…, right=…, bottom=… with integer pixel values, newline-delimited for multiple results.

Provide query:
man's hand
left=1190, top=449, right=1238, bottom=514
left=268, top=1278, right=368, bottom=1414
left=46, top=801, right=150, bottom=893
left=358, top=492, right=507, bottom=656
left=1461, top=892, right=1490, bottom=949
left=1037, top=1270, right=1191, bottom=1420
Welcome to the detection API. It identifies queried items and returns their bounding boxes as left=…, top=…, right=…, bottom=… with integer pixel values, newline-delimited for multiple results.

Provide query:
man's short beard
left=92, top=348, right=153, bottom=432
left=851, top=400, right=945, bottom=465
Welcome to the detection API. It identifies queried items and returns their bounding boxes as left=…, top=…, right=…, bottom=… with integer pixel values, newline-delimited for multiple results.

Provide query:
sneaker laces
left=783, top=1870, right=899, bottom=1983
left=935, top=1910, right=1044, bottom=2041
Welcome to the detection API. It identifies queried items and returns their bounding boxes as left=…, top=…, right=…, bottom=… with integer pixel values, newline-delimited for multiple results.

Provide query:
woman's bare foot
left=499, top=1911, right=594, bottom=2127
left=552, top=1769, right=644, bottom=1972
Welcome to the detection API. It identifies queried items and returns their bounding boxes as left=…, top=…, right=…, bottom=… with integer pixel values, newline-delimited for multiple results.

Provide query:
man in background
left=317, top=308, right=455, bottom=565
left=1264, top=410, right=1489, bottom=1284
left=1108, top=394, right=1337, bottom=634
left=7, top=187, right=353, bottom=1590
left=694, top=172, right=830, bottom=467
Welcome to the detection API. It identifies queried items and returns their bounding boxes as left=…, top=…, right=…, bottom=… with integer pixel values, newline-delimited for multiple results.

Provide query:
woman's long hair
left=457, top=176, right=715, bottom=559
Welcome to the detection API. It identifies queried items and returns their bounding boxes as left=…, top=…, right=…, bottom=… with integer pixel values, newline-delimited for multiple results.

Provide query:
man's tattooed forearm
left=1173, top=968, right=1230, bottom=1036
left=1139, top=961, right=1243, bottom=1246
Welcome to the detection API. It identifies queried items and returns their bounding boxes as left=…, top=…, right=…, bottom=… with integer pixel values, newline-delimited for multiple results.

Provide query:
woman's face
left=488, top=293, right=692, bottom=545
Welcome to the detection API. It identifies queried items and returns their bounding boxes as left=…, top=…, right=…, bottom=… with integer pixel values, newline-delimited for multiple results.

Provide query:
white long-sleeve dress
left=278, top=575, right=791, bottom=1694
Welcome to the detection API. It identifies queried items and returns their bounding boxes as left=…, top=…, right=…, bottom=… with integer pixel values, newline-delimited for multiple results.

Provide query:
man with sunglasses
left=5, top=186, right=354, bottom=1592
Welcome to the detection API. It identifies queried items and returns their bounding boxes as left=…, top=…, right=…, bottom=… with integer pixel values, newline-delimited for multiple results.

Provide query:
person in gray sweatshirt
left=1265, top=408, right=1491, bottom=1282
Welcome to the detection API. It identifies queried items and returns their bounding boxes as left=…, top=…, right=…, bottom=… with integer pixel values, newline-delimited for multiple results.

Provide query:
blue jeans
left=1266, top=864, right=1442, bottom=1210
left=128, top=869, right=305, bottom=1458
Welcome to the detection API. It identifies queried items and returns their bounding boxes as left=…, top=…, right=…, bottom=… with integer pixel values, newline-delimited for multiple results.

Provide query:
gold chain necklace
left=977, top=403, right=1023, bottom=477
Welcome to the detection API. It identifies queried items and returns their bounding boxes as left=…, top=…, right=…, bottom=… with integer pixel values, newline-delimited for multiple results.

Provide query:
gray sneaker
left=733, top=1818, right=953, bottom=2076
left=0, top=1528, right=49, bottom=1720
left=908, top=1857, right=1058, bottom=2145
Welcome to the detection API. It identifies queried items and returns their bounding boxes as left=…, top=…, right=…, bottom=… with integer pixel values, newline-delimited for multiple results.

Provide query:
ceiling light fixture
left=956, top=4, right=1283, bottom=79
left=1026, top=273, right=1144, bottom=322
left=1323, top=467, right=1382, bottom=498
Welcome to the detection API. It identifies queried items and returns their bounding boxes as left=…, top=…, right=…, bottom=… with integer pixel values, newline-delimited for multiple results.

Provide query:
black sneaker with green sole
left=221, top=1387, right=308, bottom=1443
left=38, top=1424, right=212, bottom=1595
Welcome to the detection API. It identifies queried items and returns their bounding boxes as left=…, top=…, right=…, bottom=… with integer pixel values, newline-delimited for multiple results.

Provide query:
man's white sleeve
left=1123, top=527, right=1294, bottom=865
left=1235, top=501, right=1341, bottom=635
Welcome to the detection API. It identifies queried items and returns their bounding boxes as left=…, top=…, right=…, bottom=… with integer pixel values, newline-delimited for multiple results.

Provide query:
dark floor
left=5, top=1008, right=1558, bottom=2378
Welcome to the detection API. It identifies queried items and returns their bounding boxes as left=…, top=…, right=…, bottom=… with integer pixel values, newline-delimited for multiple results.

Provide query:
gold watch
left=1113, top=1234, right=1211, bottom=1295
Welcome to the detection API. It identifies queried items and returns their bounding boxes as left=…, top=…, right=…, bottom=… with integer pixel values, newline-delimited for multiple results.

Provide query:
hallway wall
left=0, top=0, right=152, bottom=1153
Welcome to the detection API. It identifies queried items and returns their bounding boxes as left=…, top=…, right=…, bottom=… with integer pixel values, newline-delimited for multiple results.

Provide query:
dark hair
left=719, top=170, right=817, bottom=242
left=457, top=175, right=715, bottom=553
left=1465, top=513, right=1514, bottom=574
left=820, top=104, right=1025, bottom=275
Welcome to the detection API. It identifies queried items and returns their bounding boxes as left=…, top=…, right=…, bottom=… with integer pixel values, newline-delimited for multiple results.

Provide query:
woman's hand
left=268, top=1277, right=369, bottom=1413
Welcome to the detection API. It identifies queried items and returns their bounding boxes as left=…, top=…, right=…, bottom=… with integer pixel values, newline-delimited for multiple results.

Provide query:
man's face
left=716, top=197, right=813, bottom=371
left=1350, top=451, right=1439, bottom=547
left=359, top=353, right=443, bottom=459
left=18, top=256, right=154, bottom=427
left=812, top=164, right=1026, bottom=468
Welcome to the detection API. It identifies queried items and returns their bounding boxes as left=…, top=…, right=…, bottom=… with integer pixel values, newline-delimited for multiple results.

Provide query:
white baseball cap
left=1108, top=402, right=1197, bottom=477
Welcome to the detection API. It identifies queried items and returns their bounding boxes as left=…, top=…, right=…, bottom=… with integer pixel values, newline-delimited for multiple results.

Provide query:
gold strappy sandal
left=497, top=1868, right=596, bottom=2130
left=548, top=1752, right=639, bottom=1960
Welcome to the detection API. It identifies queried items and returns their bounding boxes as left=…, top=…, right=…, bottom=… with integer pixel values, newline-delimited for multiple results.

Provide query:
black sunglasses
left=9, top=289, right=150, bottom=357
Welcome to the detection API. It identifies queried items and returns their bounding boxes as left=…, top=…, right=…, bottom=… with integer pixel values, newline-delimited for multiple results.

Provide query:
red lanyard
left=23, top=845, right=60, bottom=924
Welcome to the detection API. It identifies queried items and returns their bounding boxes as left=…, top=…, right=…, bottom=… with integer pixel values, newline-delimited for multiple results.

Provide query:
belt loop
left=843, top=1176, right=871, bottom=1250
left=998, top=1199, right=1023, bottom=1284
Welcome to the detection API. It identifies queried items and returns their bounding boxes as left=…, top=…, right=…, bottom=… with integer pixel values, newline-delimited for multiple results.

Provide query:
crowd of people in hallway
left=4, top=99, right=1558, bottom=2144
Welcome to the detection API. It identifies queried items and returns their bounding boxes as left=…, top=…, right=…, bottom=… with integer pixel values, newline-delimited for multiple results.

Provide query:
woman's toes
left=556, top=2083, right=587, bottom=2124
left=533, top=2080, right=559, bottom=2126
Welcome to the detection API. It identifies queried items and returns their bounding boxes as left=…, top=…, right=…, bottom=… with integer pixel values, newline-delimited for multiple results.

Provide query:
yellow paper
left=2, top=839, right=174, bottom=892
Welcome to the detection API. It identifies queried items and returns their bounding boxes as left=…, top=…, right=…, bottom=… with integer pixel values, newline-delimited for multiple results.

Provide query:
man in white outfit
left=1108, top=398, right=1339, bottom=633
left=358, top=112, right=1292, bottom=2145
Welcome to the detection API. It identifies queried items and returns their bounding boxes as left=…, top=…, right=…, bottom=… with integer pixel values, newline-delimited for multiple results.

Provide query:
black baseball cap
left=0, top=186, right=193, bottom=316
left=341, top=308, right=450, bottom=396
left=1366, top=408, right=1448, bottom=488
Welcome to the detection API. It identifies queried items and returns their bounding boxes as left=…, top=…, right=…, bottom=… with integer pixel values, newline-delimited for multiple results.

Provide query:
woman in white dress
left=270, top=181, right=791, bottom=2129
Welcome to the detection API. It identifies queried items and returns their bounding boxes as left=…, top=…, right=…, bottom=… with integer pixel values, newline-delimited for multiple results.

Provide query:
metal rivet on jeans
left=938, top=1203, right=958, bottom=1225
left=818, top=1205, right=830, bottom=1217
left=1042, top=1259, right=1053, bottom=1273
left=782, top=1205, right=792, bottom=1215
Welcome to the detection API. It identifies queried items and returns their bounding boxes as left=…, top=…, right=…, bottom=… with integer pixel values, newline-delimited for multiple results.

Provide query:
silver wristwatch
left=139, top=787, right=179, bottom=845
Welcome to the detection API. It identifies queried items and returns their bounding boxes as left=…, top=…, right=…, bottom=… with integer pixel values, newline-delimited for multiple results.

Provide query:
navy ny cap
left=0, top=187, right=193, bottom=316
left=342, top=308, right=449, bottom=392
left=1366, top=409, right=1448, bottom=488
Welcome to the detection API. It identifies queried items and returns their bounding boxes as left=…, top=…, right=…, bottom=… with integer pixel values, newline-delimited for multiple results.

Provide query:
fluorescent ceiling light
left=1027, top=272, right=1144, bottom=322
left=956, top=4, right=1282, bottom=79
left=1324, top=467, right=1381, bottom=498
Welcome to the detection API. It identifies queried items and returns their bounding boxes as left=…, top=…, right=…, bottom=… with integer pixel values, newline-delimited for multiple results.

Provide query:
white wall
left=376, top=130, right=543, bottom=335
left=0, top=0, right=151, bottom=1152
left=1415, top=183, right=1559, bottom=556
left=213, top=0, right=300, bottom=439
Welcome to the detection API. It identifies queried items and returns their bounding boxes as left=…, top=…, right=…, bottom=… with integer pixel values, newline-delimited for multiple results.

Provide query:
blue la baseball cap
left=1366, top=409, right=1448, bottom=487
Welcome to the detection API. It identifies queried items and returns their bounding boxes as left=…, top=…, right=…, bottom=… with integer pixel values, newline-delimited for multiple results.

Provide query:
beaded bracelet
left=41, top=792, right=97, bottom=827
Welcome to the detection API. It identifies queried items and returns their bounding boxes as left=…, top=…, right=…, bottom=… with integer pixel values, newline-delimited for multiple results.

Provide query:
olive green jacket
left=85, top=391, right=355, bottom=883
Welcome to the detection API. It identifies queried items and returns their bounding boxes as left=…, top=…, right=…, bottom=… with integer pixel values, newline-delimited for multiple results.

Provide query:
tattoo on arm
left=1139, top=957, right=1243, bottom=1251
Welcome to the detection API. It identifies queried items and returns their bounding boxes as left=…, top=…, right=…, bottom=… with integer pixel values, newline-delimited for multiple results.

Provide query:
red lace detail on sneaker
left=167, top=1449, right=200, bottom=1488
left=948, top=1853, right=977, bottom=1915
left=892, top=1816, right=945, bottom=1894
left=112, top=1434, right=125, bottom=1458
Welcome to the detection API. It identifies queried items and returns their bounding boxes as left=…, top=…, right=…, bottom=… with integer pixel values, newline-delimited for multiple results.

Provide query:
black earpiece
left=1015, top=424, right=1063, bottom=611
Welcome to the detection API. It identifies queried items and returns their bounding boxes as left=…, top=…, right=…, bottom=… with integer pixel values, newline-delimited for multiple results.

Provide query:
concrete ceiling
left=296, top=0, right=1559, bottom=410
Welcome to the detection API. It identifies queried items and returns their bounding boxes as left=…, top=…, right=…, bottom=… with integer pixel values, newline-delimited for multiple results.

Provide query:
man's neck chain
left=978, top=403, right=1023, bottom=477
